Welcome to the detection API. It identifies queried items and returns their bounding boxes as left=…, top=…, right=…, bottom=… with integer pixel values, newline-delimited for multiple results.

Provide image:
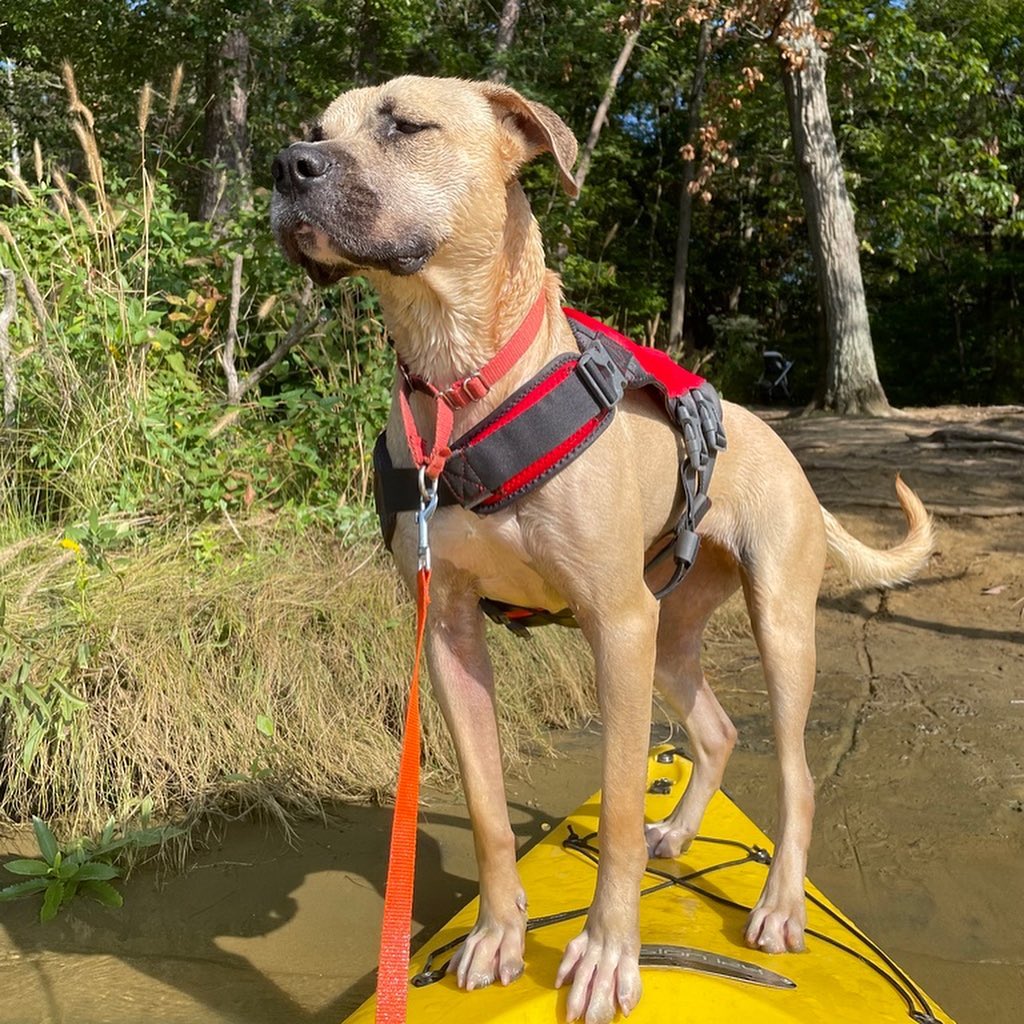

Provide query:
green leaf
left=39, top=881, right=63, bottom=922
left=256, top=714, right=275, bottom=738
left=75, top=861, right=120, bottom=882
left=100, top=818, right=116, bottom=848
left=57, top=857, right=80, bottom=880
left=32, top=817, right=60, bottom=865
left=0, top=878, right=49, bottom=901
left=3, top=858, right=51, bottom=877
left=51, top=677, right=87, bottom=711
left=14, top=658, right=33, bottom=689
left=22, top=719, right=45, bottom=772
left=21, top=681, right=48, bottom=714
left=81, top=880, right=123, bottom=908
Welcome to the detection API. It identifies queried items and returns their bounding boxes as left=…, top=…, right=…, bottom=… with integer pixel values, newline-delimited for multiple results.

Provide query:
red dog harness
left=373, top=303, right=726, bottom=628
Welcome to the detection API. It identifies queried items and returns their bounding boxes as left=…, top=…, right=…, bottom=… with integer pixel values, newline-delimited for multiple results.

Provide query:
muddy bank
left=1, top=406, right=1022, bottom=1024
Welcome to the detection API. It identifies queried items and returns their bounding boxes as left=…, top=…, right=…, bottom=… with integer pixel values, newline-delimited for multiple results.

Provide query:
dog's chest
left=428, top=505, right=567, bottom=611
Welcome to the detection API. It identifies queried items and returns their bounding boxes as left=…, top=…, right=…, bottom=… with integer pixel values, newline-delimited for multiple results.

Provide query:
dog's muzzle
left=270, top=140, right=435, bottom=280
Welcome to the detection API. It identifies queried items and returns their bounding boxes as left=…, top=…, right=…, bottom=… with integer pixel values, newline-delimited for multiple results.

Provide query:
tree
left=489, top=0, right=522, bottom=83
left=1, top=0, right=1020, bottom=406
left=198, top=24, right=252, bottom=225
left=571, top=25, right=643, bottom=196
left=777, top=0, right=889, bottom=414
left=668, top=17, right=712, bottom=354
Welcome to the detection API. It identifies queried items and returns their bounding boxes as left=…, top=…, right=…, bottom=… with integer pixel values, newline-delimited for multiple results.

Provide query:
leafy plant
left=0, top=809, right=182, bottom=921
left=1, top=817, right=120, bottom=921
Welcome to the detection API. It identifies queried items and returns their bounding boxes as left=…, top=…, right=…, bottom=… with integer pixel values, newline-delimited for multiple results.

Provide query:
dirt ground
left=1, top=406, right=1022, bottom=1024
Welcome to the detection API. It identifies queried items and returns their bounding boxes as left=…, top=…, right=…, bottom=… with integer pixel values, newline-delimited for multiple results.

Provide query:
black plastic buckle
left=576, top=344, right=627, bottom=411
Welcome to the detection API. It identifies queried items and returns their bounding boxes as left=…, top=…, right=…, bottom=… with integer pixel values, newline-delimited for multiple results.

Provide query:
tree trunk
left=0, top=268, right=18, bottom=428
left=668, top=19, right=711, bottom=355
left=778, top=0, right=889, bottom=415
left=489, top=0, right=521, bottom=83
left=572, top=28, right=641, bottom=195
left=198, top=27, right=252, bottom=224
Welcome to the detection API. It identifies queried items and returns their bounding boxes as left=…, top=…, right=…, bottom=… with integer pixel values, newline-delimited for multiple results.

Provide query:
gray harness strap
left=644, top=382, right=725, bottom=600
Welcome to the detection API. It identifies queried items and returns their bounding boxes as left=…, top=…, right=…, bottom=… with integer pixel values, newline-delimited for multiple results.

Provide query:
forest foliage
left=1, top=6, right=1021, bottom=524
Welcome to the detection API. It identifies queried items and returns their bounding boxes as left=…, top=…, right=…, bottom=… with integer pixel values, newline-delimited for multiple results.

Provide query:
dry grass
left=0, top=524, right=596, bottom=845
left=0, top=517, right=757, bottom=853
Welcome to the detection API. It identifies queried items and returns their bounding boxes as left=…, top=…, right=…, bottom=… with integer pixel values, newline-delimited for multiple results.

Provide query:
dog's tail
left=821, top=475, right=935, bottom=589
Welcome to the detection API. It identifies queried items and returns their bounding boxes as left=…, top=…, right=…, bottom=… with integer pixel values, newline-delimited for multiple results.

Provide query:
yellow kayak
left=345, top=747, right=954, bottom=1023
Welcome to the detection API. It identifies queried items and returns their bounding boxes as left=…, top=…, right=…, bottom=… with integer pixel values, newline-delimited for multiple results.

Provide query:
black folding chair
left=757, top=350, right=794, bottom=401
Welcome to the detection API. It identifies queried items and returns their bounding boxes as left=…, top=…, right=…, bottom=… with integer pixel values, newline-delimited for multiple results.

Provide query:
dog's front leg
left=555, top=595, right=658, bottom=1024
left=424, top=584, right=527, bottom=990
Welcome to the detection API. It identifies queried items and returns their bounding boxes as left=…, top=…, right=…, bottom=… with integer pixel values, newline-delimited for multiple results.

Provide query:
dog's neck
left=369, top=184, right=556, bottom=387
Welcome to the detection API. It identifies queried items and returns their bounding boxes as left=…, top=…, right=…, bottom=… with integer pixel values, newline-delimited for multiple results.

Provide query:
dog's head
left=270, top=76, right=578, bottom=286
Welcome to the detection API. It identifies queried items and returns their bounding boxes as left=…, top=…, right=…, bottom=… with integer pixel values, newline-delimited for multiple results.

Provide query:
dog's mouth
left=274, top=207, right=435, bottom=284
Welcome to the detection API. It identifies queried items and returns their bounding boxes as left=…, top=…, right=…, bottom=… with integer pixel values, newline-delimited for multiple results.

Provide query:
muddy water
left=1, top=717, right=1020, bottom=1024
left=3, top=409, right=1023, bottom=1024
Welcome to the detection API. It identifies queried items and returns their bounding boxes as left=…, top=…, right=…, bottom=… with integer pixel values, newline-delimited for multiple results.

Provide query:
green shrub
left=0, top=76, right=393, bottom=536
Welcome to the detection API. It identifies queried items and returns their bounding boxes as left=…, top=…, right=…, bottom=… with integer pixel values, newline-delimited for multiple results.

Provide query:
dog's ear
left=477, top=82, right=580, bottom=198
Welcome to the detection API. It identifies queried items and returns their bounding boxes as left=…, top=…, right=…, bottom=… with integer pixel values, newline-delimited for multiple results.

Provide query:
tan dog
left=271, top=76, right=934, bottom=1024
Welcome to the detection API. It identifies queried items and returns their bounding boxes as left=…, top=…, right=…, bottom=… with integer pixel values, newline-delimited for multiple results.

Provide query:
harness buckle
left=576, top=344, right=627, bottom=411
left=441, top=374, right=489, bottom=410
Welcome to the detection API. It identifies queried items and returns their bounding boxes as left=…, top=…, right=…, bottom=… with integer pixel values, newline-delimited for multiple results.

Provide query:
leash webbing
left=374, top=566, right=430, bottom=1024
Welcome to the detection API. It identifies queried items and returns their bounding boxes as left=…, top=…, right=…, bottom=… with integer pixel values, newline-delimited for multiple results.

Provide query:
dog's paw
left=644, top=818, right=696, bottom=859
left=744, top=895, right=807, bottom=954
left=555, top=928, right=642, bottom=1023
left=448, top=910, right=526, bottom=991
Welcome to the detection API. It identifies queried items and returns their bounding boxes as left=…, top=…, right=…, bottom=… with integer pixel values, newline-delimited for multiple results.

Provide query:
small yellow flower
left=60, top=538, right=83, bottom=554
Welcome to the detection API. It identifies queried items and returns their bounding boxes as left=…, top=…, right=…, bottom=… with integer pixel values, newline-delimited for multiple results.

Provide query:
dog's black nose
left=271, top=142, right=332, bottom=196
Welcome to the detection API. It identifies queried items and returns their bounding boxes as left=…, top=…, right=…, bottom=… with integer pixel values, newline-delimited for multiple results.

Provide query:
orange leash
left=375, top=475, right=437, bottom=1024
left=374, top=296, right=545, bottom=1019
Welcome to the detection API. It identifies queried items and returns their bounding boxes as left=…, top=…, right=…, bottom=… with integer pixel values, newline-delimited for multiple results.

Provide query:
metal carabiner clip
left=416, top=467, right=440, bottom=572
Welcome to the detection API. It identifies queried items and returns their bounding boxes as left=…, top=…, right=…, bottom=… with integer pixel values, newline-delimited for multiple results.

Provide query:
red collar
left=397, top=290, right=547, bottom=479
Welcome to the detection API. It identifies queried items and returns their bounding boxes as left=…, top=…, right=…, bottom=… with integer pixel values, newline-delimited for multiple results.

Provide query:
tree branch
left=572, top=28, right=641, bottom=195
left=489, top=0, right=521, bottom=83
left=220, top=258, right=316, bottom=405
left=236, top=280, right=315, bottom=398
left=220, top=254, right=243, bottom=403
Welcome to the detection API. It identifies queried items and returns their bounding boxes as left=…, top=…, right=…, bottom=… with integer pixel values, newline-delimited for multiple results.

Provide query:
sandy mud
left=1, top=406, right=1022, bottom=1024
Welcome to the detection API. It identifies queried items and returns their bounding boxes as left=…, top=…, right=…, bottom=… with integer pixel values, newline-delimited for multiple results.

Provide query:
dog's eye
left=392, top=117, right=432, bottom=136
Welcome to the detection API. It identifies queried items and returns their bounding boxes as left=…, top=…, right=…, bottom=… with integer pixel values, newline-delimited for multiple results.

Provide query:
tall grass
left=0, top=524, right=597, bottom=844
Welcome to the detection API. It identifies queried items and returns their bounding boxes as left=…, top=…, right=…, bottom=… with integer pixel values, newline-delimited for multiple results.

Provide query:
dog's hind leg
left=424, top=584, right=527, bottom=990
left=645, top=541, right=742, bottom=859
left=739, top=558, right=821, bottom=954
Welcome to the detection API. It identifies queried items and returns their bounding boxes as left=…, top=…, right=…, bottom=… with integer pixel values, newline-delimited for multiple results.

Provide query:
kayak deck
left=345, top=747, right=954, bottom=1023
